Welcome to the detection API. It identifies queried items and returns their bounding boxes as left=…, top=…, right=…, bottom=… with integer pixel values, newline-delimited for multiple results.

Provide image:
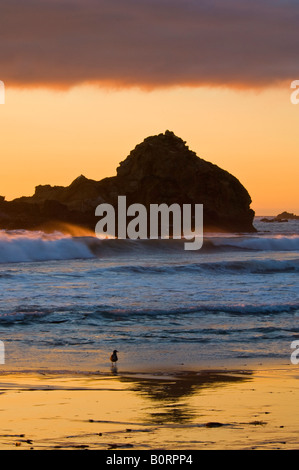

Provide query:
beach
left=0, top=362, right=298, bottom=450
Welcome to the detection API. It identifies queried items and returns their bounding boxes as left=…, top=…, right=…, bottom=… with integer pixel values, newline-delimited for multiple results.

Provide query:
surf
left=0, top=229, right=298, bottom=264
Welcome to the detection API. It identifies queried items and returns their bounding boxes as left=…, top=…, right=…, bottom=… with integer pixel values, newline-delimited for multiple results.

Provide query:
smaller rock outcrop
left=261, top=211, right=299, bottom=223
left=276, top=211, right=299, bottom=220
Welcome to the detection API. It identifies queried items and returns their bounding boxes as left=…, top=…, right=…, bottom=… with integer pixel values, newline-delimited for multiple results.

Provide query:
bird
left=110, top=350, right=118, bottom=365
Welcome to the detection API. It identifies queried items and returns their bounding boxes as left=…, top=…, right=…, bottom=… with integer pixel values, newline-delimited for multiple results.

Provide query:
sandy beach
left=0, top=362, right=298, bottom=450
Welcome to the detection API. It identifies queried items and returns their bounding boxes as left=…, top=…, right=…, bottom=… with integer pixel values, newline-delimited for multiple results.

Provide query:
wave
left=1, top=302, right=298, bottom=324
left=95, top=303, right=299, bottom=317
left=191, top=258, right=299, bottom=274
left=0, top=230, right=94, bottom=263
left=211, top=235, right=299, bottom=252
left=102, top=258, right=299, bottom=275
left=82, top=234, right=299, bottom=258
left=0, top=230, right=298, bottom=263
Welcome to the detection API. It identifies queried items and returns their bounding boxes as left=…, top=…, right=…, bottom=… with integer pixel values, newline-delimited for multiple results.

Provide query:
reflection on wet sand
left=110, top=364, right=118, bottom=375
left=120, top=371, right=253, bottom=424
left=0, top=367, right=298, bottom=450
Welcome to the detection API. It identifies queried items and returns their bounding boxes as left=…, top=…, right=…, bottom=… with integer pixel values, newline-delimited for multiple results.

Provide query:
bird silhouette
left=110, top=350, right=118, bottom=365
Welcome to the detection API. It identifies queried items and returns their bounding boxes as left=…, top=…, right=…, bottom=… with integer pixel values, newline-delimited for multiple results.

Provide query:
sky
left=0, top=0, right=299, bottom=215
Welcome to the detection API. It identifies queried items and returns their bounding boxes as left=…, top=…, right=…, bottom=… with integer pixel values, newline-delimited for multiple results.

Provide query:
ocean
left=0, top=217, right=298, bottom=372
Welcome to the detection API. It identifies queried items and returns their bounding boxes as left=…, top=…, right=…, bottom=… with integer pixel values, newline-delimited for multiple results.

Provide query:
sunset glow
left=0, top=84, right=298, bottom=215
left=0, top=0, right=298, bottom=452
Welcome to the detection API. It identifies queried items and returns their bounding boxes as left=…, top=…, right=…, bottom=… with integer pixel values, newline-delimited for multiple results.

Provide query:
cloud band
left=1, top=0, right=298, bottom=88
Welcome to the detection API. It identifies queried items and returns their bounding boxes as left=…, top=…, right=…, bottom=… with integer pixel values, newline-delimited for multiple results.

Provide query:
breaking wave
left=211, top=235, right=299, bottom=252
left=0, top=230, right=94, bottom=263
left=0, top=230, right=298, bottom=264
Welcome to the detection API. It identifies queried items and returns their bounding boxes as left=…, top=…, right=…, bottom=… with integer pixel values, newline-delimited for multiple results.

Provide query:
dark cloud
left=1, top=0, right=298, bottom=88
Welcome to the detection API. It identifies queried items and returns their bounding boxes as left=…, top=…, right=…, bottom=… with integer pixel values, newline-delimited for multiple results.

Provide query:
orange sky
left=1, top=1, right=298, bottom=216
left=0, top=84, right=298, bottom=215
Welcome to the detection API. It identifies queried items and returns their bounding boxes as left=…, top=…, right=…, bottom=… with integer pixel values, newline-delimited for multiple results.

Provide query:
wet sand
left=0, top=363, right=298, bottom=450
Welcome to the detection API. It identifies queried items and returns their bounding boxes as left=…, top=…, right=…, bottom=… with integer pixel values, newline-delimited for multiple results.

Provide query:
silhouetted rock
left=276, top=211, right=299, bottom=220
left=0, top=131, right=255, bottom=233
left=261, top=211, right=299, bottom=223
left=114, top=130, right=255, bottom=232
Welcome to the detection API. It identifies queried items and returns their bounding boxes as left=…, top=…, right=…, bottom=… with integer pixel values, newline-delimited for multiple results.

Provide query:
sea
left=0, top=217, right=298, bottom=372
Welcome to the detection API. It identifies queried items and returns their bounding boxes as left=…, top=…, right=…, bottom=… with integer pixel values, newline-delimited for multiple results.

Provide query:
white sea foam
left=0, top=230, right=94, bottom=263
left=0, top=229, right=298, bottom=264
left=211, top=235, right=299, bottom=251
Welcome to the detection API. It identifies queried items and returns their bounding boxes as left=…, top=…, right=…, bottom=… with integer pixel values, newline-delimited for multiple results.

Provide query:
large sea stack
left=0, top=131, right=255, bottom=233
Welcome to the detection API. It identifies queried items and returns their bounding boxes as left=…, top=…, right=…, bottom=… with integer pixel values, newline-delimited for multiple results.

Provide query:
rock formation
left=0, top=131, right=255, bottom=233
left=276, top=211, right=299, bottom=220
left=261, top=211, right=299, bottom=223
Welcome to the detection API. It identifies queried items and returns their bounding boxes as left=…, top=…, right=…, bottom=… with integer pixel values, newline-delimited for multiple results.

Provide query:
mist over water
left=0, top=217, right=298, bottom=371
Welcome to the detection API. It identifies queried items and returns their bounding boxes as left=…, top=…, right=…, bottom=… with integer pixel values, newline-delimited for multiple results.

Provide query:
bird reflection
left=110, top=364, right=118, bottom=375
left=120, top=371, right=252, bottom=425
